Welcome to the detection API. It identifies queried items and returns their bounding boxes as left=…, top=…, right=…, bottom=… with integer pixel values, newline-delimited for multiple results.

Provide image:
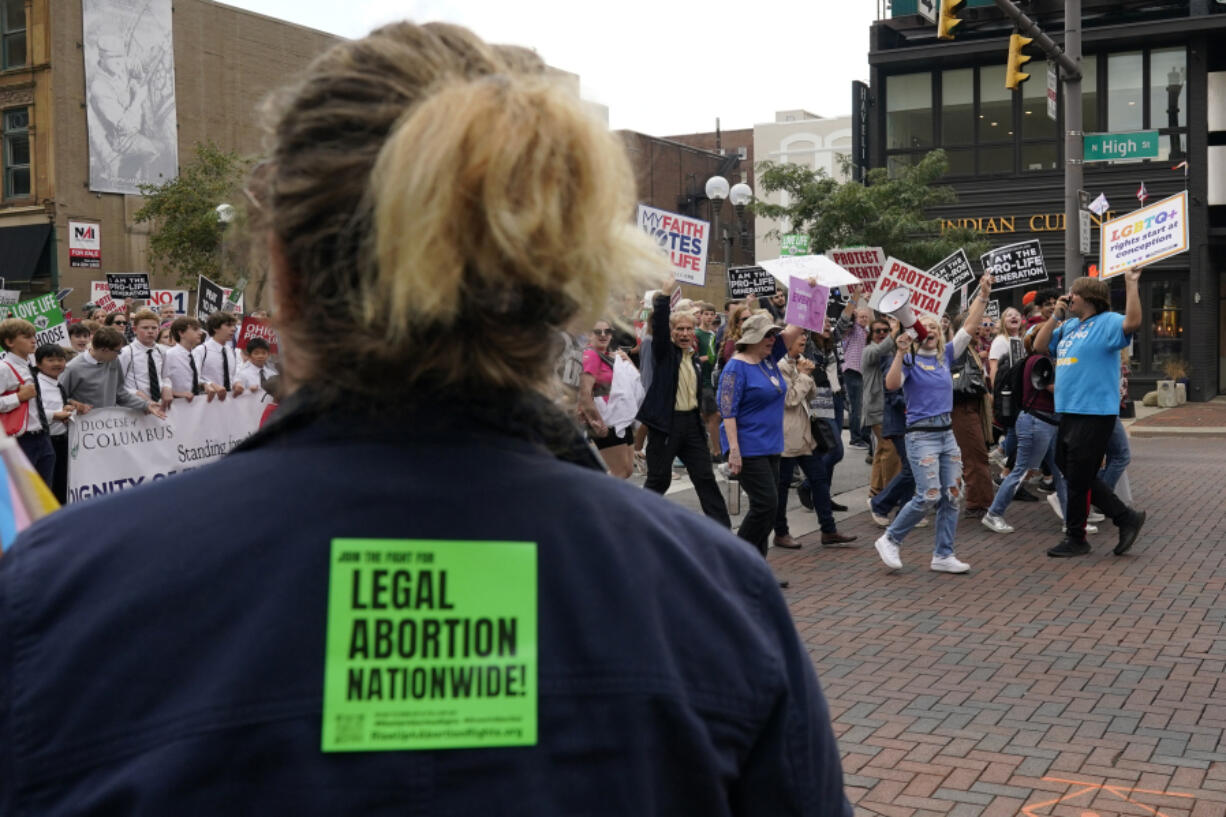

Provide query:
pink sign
left=785, top=276, right=830, bottom=332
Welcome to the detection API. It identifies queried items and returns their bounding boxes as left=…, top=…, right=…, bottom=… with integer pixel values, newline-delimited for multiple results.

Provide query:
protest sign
left=1099, top=191, right=1189, bottom=279
left=780, top=234, right=810, bottom=257
left=4, top=293, right=71, bottom=348
left=785, top=276, right=830, bottom=332
left=867, top=257, right=956, bottom=322
left=197, top=274, right=226, bottom=318
left=726, top=266, right=777, bottom=299
left=321, top=538, right=537, bottom=751
left=979, top=240, right=1049, bottom=292
left=145, top=289, right=189, bottom=314
left=67, top=397, right=265, bottom=503
left=106, top=273, right=152, bottom=300
left=825, top=247, right=885, bottom=295
left=0, top=290, right=19, bottom=305
left=95, top=294, right=122, bottom=314
left=238, top=317, right=279, bottom=353
left=636, top=204, right=710, bottom=285
left=927, top=248, right=977, bottom=290
left=985, top=300, right=1001, bottom=321
left=69, top=221, right=101, bottom=268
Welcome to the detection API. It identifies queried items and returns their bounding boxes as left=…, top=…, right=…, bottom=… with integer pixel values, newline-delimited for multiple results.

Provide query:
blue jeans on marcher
left=843, top=370, right=869, bottom=445
left=884, top=430, right=961, bottom=558
left=800, top=400, right=844, bottom=499
left=776, top=453, right=836, bottom=534
left=988, top=412, right=1065, bottom=518
left=871, top=435, right=913, bottom=517
left=1097, top=417, right=1130, bottom=489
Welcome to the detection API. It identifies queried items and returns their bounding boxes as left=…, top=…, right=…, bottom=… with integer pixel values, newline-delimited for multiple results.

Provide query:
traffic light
left=937, top=0, right=963, bottom=39
left=1005, top=33, right=1033, bottom=89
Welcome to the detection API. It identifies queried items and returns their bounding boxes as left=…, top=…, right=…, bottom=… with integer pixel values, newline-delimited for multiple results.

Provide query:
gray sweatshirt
left=61, top=351, right=148, bottom=411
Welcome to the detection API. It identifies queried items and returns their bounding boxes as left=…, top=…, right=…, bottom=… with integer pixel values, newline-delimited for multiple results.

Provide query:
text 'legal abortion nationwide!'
left=636, top=204, right=710, bottom=286
left=322, top=539, right=538, bottom=752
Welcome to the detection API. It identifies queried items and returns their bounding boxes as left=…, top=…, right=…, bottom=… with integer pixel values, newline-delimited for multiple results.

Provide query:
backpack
left=992, top=352, right=1032, bottom=429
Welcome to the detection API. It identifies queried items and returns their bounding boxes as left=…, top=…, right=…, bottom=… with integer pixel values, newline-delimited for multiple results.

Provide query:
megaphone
left=877, top=287, right=929, bottom=342
left=1029, top=356, right=1054, bottom=390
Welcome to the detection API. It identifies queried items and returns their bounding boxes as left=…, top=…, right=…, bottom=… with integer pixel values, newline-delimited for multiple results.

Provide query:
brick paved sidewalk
left=772, top=436, right=1226, bottom=817
left=1131, top=398, right=1226, bottom=432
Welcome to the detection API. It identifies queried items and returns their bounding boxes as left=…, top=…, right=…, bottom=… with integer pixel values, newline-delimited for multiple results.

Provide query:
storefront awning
left=0, top=224, right=52, bottom=287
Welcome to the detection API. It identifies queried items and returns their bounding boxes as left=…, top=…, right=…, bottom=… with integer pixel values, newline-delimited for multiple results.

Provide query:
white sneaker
left=1063, top=524, right=1099, bottom=535
left=1046, top=492, right=1063, bottom=520
left=931, top=554, right=971, bottom=573
left=981, top=513, right=1014, bottom=534
left=867, top=497, right=891, bottom=527
left=988, top=447, right=1006, bottom=468
left=1088, top=509, right=1105, bottom=523
left=874, top=534, right=902, bottom=570
left=915, top=516, right=929, bottom=528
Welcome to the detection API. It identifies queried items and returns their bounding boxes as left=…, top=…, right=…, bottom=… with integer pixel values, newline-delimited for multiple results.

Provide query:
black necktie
left=222, top=347, right=231, bottom=390
left=147, top=349, right=161, bottom=399
left=259, top=368, right=268, bottom=391
left=188, top=351, right=200, bottom=395
left=28, top=366, right=47, bottom=431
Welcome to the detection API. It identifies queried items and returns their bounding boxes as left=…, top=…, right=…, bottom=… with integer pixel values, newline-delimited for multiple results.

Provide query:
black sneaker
left=1014, top=486, right=1040, bottom=503
left=797, top=483, right=813, bottom=510
left=830, top=500, right=848, bottom=512
left=1047, top=537, right=1091, bottom=558
left=1037, top=477, right=1055, bottom=493
left=1114, top=509, right=1146, bottom=555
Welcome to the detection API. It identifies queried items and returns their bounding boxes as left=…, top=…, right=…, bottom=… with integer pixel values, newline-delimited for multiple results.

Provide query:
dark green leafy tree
left=753, top=149, right=990, bottom=270
left=134, top=141, right=250, bottom=287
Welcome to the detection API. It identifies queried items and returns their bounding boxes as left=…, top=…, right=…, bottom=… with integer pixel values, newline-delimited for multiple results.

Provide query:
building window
left=942, top=68, right=974, bottom=146
left=886, top=73, right=933, bottom=151
left=3, top=107, right=30, bottom=198
left=1107, top=51, right=1144, bottom=132
left=1, top=0, right=25, bottom=70
left=1151, top=47, right=1187, bottom=160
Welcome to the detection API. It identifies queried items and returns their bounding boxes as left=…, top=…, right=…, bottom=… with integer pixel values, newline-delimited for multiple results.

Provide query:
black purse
left=951, top=351, right=988, bottom=398
left=810, top=414, right=837, bottom=453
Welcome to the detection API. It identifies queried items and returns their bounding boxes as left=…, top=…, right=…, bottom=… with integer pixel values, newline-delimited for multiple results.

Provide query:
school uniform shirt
left=164, top=344, right=200, bottom=395
left=192, top=338, right=239, bottom=390
left=117, top=340, right=169, bottom=399
left=37, top=372, right=67, bottom=436
left=0, top=352, right=43, bottom=436
left=236, top=360, right=278, bottom=391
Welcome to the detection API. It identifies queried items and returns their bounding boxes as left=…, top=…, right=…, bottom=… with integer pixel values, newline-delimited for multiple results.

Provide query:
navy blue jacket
left=637, top=293, right=702, bottom=433
left=0, top=400, right=851, bottom=816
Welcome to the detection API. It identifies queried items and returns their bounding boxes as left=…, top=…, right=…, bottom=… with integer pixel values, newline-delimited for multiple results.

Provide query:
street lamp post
left=705, top=175, right=753, bottom=273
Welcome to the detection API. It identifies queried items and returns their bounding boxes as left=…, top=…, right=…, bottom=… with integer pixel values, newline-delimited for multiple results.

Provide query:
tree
left=134, top=141, right=250, bottom=287
left=753, top=149, right=990, bottom=270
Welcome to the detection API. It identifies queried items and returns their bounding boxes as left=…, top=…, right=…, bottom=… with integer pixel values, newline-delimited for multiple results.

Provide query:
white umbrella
left=757, top=255, right=862, bottom=289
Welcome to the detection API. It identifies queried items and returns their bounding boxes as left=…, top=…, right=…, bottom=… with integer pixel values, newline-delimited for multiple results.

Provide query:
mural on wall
left=82, top=0, right=179, bottom=195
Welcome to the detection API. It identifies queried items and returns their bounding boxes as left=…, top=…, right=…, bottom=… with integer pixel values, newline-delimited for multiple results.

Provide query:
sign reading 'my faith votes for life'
left=979, top=240, right=1049, bottom=292
left=1100, top=191, right=1189, bottom=278
left=867, top=257, right=956, bottom=322
left=636, top=205, right=710, bottom=286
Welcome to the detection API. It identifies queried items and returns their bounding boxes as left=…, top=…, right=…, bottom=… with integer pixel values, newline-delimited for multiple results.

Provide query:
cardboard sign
left=979, top=239, right=1049, bottom=292
left=825, top=247, right=885, bottom=295
left=106, top=273, right=152, bottom=300
left=1099, top=191, right=1189, bottom=278
left=785, top=276, right=830, bottom=332
left=197, top=274, right=226, bottom=318
left=927, top=248, right=977, bottom=290
left=780, top=234, right=810, bottom=257
left=95, top=294, right=122, bottom=314
left=321, top=538, right=538, bottom=751
left=69, top=221, right=101, bottom=269
left=867, top=257, right=956, bottom=322
left=636, top=204, right=710, bottom=285
left=4, top=293, right=71, bottom=349
left=726, top=266, right=777, bottom=299
left=237, top=317, right=279, bottom=353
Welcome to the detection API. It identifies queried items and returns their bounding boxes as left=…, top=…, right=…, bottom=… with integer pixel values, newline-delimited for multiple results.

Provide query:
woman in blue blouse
left=719, top=311, right=806, bottom=559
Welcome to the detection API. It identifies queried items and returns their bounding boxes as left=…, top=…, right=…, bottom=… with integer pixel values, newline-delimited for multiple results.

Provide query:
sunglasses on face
left=872, top=327, right=890, bottom=334
left=592, top=329, right=612, bottom=336
left=113, top=320, right=128, bottom=325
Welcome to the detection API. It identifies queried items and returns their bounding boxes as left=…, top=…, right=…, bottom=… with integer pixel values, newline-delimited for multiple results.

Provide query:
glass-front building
left=868, top=0, right=1226, bottom=400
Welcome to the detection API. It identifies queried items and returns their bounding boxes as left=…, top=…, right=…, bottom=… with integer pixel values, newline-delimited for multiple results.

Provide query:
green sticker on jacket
left=321, top=539, right=537, bottom=752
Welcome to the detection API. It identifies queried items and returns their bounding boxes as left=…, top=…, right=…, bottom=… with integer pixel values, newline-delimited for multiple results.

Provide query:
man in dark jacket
left=637, top=291, right=731, bottom=527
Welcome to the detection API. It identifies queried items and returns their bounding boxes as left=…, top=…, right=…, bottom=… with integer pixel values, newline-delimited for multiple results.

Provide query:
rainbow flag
left=0, top=436, right=60, bottom=554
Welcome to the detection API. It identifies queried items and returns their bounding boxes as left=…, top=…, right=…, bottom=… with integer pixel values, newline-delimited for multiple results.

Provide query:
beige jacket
left=778, top=356, right=816, bottom=458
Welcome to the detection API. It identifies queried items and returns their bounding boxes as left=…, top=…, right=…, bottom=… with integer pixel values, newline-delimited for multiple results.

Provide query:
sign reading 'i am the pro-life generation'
left=322, top=539, right=538, bottom=752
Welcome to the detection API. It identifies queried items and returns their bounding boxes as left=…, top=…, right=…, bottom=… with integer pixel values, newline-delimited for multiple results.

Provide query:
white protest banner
left=1099, top=190, right=1189, bottom=279
left=759, top=255, right=861, bottom=290
left=67, top=397, right=265, bottom=503
left=825, top=247, right=885, bottom=295
left=979, top=239, right=1049, bottom=292
left=636, top=204, right=710, bottom=285
left=784, top=276, right=830, bottom=332
left=4, top=293, right=71, bottom=348
left=69, top=220, right=101, bottom=268
left=927, top=248, right=977, bottom=290
left=726, top=266, right=777, bottom=299
left=867, top=257, right=956, bottom=322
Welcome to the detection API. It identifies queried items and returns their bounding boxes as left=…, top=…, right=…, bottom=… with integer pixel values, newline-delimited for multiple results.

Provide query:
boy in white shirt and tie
left=236, top=337, right=278, bottom=392
left=117, top=309, right=173, bottom=410
left=35, top=344, right=73, bottom=503
left=0, top=319, right=53, bottom=484
left=165, top=317, right=221, bottom=401
left=192, top=312, right=244, bottom=400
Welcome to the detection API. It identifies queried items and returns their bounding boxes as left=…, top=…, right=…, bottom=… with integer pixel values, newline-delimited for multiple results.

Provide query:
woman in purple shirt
left=873, top=274, right=993, bottom=575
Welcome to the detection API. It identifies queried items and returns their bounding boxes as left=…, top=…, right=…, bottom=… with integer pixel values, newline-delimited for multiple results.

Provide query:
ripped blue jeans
left=884, top=429, right=963, bottom=558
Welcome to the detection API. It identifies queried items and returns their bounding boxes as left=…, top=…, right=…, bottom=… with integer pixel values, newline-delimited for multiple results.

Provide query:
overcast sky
left=219, top=0, right=879, bottom=136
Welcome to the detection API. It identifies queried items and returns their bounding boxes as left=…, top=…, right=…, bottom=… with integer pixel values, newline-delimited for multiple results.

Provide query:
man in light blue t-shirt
left=1035, top=269, right=1145, bottom=559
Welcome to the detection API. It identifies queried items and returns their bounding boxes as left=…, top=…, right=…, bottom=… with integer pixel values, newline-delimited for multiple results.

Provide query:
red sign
left=236, top=317, right=279, bottom=353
